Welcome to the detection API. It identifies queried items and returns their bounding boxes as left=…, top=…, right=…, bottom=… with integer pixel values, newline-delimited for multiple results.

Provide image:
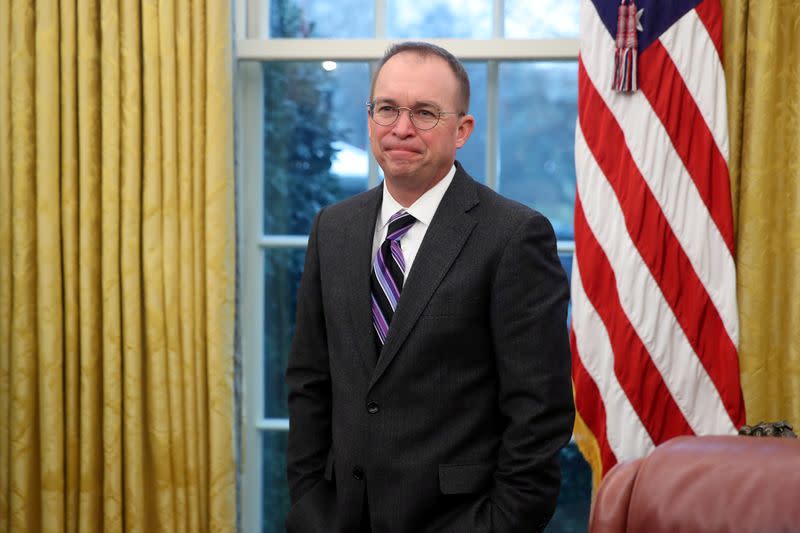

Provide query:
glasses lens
left=410, top=106, right=439, bottom=130
left=372, top=104, right=398, bottom=126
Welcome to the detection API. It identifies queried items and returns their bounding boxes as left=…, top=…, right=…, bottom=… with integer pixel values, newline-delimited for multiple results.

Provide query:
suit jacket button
left=352, top=466, right=365, bottom=480
left=367, top=401, right=379, bottom=414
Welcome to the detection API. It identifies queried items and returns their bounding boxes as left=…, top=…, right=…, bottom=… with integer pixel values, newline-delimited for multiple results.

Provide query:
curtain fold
left=0, top=0, right=10, bottom=524
left=722, top=0, right=800, bottom=429
left=0, top=1, right=236, bottom=531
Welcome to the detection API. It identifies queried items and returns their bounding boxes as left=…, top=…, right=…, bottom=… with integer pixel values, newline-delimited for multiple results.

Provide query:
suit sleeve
left=486, top=211, right=575, bottom=532
left=286, top=209, right=333, bottom=504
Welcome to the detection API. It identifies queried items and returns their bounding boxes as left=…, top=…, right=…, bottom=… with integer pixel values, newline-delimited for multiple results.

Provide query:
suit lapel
left=343, top=186, right=383, bottom=373
left=370, top=167, right=479, bottom=388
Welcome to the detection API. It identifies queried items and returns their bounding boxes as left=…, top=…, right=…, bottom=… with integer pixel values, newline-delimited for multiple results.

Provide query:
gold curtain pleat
left=0, top=1, right=236, bottom=531
left=722, top=0, right=800, bottom=428
left=0, top=0, right=10, bottom=525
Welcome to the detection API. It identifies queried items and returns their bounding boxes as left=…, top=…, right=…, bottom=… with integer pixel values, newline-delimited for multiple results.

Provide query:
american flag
left=571, top=0, right=746, bottom=482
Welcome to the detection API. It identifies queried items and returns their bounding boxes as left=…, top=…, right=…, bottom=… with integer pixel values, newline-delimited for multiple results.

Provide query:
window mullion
left=375, top=0, right=387, bottom=38
left=368, top=60, right=379, bottom=189
left=239, top=59, right=266, bottom=533
left=493, top=0, right=504, bottom=38
left=486, top=60, right=499, bottom=190
left=246, top=0, right=265, bottom=39
left=486, top=0, right=502, bottom=191
left=236, top=38, right=580, bottom=61
left=236, top=0, right=248, bottom=39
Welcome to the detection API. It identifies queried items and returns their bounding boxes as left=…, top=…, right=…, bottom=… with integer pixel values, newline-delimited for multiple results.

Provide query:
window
left=236, top=1, right=589, bottom=531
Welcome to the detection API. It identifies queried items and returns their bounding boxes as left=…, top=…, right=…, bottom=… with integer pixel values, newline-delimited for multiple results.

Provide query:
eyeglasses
left=367, top=101, right=464, bottom=131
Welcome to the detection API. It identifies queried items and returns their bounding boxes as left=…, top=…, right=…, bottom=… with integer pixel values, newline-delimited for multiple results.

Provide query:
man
left=286, top=41, right=575, bottom=533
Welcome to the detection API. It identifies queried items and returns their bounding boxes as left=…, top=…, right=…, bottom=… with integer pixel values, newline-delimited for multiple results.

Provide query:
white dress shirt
left=371, top=164, right=456, bottom=280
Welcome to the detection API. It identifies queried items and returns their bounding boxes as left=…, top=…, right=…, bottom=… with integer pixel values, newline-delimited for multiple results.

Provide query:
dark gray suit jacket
left=286, top=162, right=575, bottom=533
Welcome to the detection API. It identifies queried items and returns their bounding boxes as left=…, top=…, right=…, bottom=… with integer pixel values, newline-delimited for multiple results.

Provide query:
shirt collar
left=379, top=164, right=456, bottom=229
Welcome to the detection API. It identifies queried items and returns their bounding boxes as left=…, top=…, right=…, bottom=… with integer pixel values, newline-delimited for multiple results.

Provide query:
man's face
left=368, top=52, right=474, bottom=194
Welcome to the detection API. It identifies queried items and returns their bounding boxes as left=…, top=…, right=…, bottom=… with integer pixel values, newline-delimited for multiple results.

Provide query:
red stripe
left=694, top=0, right=723, bottom=62
left=570, top=328, right=617, bottom=475
left=639, top=40, right=734, bottom=254
left=578, top=59, right=746, bottom=427
left=574, top=198, right=694, bottom=444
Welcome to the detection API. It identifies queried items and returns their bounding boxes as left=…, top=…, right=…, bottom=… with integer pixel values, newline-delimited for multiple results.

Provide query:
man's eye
left=377, top=105, right=396, bottom=113
left=416, top=109, right=436, bottom=118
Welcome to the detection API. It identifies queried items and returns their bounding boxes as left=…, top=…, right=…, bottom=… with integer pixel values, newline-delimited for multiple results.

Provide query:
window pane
left=264, top=248, right=306, bottom=418
left=260, top=61, right=370, bottom=235
left=505, top=0, right=580, bottom=38
left=457, top=62, right=487, bottom=183
left=545, top=441, right=592, bottom=532
left=498, top=61, right=578, bottom=241
left=268, top=0, right=374, bottom=38
left=388, top=0, right=492, bottom=38
left=262, top=431, right=290, bottom=533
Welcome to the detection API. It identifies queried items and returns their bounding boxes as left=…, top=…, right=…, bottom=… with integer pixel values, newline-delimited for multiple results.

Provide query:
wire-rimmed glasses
left=367, top=101, right=464, bottom=130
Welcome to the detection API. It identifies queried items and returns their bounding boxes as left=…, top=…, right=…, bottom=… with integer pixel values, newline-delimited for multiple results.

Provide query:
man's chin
left=381, top=159, right=422, bottom=178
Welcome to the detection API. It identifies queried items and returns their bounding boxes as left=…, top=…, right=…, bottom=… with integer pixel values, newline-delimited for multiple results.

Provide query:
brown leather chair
left=589, top=435, right=800, bottom=533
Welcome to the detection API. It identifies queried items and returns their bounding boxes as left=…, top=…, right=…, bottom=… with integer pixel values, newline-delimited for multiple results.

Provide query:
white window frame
left=235, top=1, right=579, bottom=530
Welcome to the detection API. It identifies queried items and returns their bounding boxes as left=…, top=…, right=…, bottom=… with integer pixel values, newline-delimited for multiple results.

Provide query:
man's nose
left=392, top=108, right=416, bottom=136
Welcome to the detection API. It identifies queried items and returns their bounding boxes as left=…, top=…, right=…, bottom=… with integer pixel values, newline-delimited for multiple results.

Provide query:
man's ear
left=455, top=114, right=475, bottom=149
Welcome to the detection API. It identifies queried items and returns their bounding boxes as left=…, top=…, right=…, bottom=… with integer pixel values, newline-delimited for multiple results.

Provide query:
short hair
left=370, top=41, right=471, bottom=114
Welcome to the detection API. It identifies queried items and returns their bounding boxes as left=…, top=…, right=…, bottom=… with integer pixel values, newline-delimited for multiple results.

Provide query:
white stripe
left=580, top=0, right=738, bottom=346
left=658, top=6, right=729, bottom=161
left=571, top=253, right=655, bottom=462
left=575, top=125, right=738, bottom=435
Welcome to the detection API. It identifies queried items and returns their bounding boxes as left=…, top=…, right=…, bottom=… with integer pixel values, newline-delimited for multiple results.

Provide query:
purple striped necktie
left=370, top=210, right=417, bottom=348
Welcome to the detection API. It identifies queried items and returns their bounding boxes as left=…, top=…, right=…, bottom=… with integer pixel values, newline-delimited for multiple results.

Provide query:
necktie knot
left=386, top=210, right=416, bottom=243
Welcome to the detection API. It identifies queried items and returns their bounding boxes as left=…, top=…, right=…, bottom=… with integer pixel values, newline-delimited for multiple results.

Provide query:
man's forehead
left=373, top=96, right=440, bottom=106
left=373, top=53, right=457, bottom=100
left=378, top=51, right=450, bottom=76
left=386, top=50, right=443, bottom=64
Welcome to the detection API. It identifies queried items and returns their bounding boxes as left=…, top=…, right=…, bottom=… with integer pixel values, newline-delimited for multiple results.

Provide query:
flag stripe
left=642, top=27, right=739, bottom=344
left=570, top=332, right=619, bottom=476
left=658, top=8, right=729, bottom=162
left=574, top=197, right=694, bottom=443
left=580, top=2, right=737, bottom=345
left=641, top=40, right=734, bottom=254
left=570, top=253, right=655, bottom=464
left=573, top=0, right=744, bottom=485
left=693, top=0, right=724, bottom=60
left=575, top=124, right=737, bottom=435
left=577, top=61, right=744, bottom=428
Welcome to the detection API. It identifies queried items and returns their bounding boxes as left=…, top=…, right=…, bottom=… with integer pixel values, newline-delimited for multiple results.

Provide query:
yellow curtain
left=0, top=0, right=236, bottom=531
left=722, top=1, right=800, bottom=429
